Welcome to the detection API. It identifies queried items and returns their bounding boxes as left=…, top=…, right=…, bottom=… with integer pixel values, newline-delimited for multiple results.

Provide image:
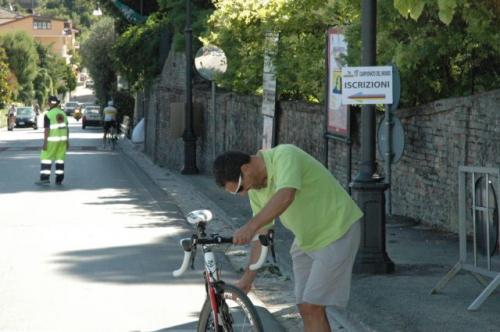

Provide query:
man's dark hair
left=213, top=151, right=251, bottom=187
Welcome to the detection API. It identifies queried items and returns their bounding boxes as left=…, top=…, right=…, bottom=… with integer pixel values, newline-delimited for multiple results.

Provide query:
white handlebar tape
left=172, top=250, right=192, bottom=277
left=249, top=234, right=269, bottom=271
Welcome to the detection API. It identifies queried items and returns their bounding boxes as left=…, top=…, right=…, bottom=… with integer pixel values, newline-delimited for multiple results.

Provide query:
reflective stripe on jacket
left=40, top=107, right=68, bottom=161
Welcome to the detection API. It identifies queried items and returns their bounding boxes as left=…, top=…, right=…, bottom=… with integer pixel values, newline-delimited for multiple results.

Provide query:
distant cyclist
left=103, top=100, right=117, bottom=145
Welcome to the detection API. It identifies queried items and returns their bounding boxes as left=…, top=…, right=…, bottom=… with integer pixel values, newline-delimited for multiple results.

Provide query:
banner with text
left=341, top=66, right=393, bottom=105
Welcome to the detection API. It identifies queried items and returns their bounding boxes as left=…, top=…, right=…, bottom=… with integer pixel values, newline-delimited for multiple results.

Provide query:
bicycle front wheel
left=198, top=283, right=264, bottom=332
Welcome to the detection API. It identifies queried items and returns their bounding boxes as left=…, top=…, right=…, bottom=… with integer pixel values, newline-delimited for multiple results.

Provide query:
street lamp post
left=351, top=0, right=394, bottom=274
left=181, top=0, right=199, bottom=174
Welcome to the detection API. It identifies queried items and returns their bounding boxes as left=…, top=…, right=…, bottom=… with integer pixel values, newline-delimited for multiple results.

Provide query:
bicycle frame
left=173, top=209, right=273, bottom=331
left=202, top=247, right=223, bottom=328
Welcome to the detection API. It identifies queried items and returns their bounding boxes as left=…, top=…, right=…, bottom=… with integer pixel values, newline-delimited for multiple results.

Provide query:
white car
left=82, top=106, right=102, bottom=129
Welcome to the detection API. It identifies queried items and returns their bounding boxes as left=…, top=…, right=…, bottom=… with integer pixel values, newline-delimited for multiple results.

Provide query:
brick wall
left=141, top=51, right=500, bottom=232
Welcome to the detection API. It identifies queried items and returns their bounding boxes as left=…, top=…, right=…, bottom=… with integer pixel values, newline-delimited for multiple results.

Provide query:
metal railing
left=431, top=166, right=500, bottom=310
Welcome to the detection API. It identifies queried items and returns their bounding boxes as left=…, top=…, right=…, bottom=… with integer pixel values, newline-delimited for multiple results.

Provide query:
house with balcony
left=0, top=14, right=76, bottom=64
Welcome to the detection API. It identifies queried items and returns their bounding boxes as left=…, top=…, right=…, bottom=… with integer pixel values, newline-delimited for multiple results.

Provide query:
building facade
left=0, top=15, right=76, bottom=63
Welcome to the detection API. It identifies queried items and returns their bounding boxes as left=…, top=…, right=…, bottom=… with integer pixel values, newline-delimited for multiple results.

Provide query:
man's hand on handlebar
left=233, top=222, right=258, bottom=245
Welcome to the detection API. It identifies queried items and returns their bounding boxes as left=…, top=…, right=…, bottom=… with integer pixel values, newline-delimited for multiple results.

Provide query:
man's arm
left=42, top=127, right=49, bottom=150
left=234, top=235, right=265, bottom=293
left=233, top=187, right=296, bottom=245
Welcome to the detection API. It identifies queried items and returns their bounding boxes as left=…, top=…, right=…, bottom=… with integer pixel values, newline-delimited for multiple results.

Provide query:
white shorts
left=290, top=221, right=361, bottom=308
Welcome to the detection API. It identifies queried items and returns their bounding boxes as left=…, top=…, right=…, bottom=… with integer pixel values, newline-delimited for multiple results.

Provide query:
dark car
left=15, top=107, right=38, bottom=129
left=82, top=106, right=102, bottom=129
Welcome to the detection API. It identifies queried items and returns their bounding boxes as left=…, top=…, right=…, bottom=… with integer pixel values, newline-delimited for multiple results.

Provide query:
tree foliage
left=0, top=47, right=13, bottom=107
left=66, top=0, right=498, bottom=108
left=37, top=0, right=100, bottom=31
left=360, top=0, right=500, bottom=105
left=157, top=0, right=213, bottom=52
left=0, top=31, right=38, bottom=103
left=203, top=0, right=499, bottom=106
left=203, top=0, right=356, bottom=102
left=80, top=17, right=117, bottom=104
left=112, top=13, right=168, bottom=90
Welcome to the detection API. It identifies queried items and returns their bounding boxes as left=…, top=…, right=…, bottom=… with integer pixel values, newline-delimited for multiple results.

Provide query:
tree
left=205, top=0, right=499, bottom=106
left=80, top=17, right=117, bottom=104
left=0, top=31, right=39, bottom=103
left=203, top=0, right=355, bottom=102
left=37, top=0, right=101, bottom=31
left=0, top=47, right=13, bottom=107
left=347, top=0, right=500, bottom=106
left=33, top=42, right=76, bottom=106
left=112, top=13, right=169, bottom=90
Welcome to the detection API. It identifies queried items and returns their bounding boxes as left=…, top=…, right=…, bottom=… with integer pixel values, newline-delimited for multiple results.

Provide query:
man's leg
left=298, top=303, right=330, bottom=332
left=103, top=122, right=110, bottom=145
left=103, top=126, right=107, bottom=145
left=291, top=241, right=331, bottom=331
left=295, top=222, right=361, bottom=331
left=39, top=159, right=51, bottom=182
left=55, top=160, right=65, bottom=184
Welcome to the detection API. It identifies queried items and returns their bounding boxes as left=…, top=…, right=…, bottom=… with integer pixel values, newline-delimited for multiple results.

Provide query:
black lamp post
left=351, top=0, right=394, bottom=274
left=181, top=0, right=199, bottom=175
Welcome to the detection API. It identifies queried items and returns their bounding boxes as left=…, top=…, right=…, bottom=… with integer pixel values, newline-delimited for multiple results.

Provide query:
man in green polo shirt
left=213, top=144, right=362, bottom=332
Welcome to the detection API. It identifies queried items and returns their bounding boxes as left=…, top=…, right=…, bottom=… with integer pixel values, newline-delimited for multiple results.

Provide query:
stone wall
left=141, top=50, right=500, bottom=232
left=391, top=91, right=500, bottom=231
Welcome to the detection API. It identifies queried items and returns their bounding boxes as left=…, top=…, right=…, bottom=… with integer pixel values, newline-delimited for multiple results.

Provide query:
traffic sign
left=377, top=114, right=405, bottom=163
left=341, top=66, right=393, bottom=105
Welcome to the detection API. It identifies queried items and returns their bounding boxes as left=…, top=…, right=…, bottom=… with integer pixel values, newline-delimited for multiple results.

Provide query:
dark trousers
left=40, top=160, right=65, bottom=183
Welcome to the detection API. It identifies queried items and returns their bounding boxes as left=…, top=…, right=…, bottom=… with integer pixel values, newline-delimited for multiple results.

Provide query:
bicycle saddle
left=186, top=209, right=213, bottom=225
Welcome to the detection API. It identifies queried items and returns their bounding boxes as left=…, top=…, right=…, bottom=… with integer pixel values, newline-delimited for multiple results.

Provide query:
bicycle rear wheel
left=198, top=283, right=264, bottom=332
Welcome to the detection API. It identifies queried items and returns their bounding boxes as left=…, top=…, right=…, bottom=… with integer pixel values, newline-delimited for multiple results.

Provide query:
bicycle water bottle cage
left=186, top=209, right=213, bottom=225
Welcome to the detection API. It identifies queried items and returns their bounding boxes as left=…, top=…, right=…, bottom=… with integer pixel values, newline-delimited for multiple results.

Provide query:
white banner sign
left=341, top=66, right=393, bottom=105
left=326, top=28, right=349, bottom=136
left=261, top=32, right=279, bottom=149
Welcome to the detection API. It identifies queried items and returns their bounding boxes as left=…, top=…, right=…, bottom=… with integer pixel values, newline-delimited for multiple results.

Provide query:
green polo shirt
left=248, top=144, right=363, bottom=252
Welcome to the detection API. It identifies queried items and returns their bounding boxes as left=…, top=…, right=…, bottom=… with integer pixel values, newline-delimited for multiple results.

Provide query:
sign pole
left=385, top=104, right=393, bottom=215
left=351, top=0, right=394, bottom=274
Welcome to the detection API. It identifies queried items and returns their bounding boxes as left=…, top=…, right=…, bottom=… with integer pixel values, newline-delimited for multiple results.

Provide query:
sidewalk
left=119, top=139, right=500, bottom=332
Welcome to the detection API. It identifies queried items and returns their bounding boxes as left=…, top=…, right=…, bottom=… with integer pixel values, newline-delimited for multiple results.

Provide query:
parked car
left=82, top=106, right=102, bottom=129
left=85, top=79, right=94, bottom=88
left=15, top=106, right=38, bottom=129
left=63, top=101, right=80, bottom=116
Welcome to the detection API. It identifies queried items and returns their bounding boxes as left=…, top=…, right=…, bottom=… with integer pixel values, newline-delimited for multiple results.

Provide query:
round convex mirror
left=194, top=45, right=227, bottom=81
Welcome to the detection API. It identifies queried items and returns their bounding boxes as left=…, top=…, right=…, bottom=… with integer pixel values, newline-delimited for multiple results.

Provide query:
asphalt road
left=0, top=117, right=207, bottom=331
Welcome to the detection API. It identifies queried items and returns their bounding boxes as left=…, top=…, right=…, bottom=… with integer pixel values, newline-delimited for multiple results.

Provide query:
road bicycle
left=173, top=209, right=274, bottom=332
left=105, top=122, right=118, bottom=150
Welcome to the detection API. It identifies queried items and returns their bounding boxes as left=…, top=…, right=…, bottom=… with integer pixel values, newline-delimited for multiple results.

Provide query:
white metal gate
left=431, top=166, right=500, bottom=310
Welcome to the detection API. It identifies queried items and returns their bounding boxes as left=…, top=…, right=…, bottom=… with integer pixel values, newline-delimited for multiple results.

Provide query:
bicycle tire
left=197, top=283, right=264, bottom=332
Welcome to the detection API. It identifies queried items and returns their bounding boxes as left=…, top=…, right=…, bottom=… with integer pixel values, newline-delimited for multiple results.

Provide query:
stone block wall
left=141, top=49, right=500, bottom=232
left=390, top=91, right=500, bottom=231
